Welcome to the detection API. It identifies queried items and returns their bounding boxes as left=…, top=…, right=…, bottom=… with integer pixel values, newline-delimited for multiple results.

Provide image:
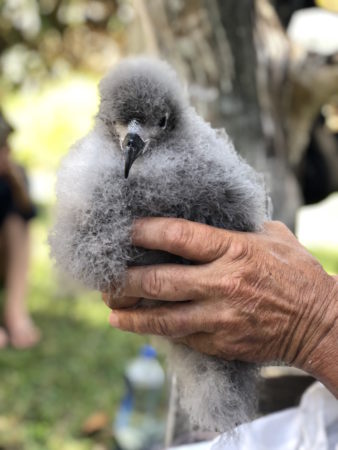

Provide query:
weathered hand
left=103, top=218, right=338, bottom=395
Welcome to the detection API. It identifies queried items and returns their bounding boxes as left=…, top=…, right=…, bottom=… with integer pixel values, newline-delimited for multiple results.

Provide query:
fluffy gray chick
left=50, top=57, right=270, bottom=432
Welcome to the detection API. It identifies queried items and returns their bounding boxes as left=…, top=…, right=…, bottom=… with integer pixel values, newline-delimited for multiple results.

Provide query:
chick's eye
left=158, top=116, right=167, bottom=128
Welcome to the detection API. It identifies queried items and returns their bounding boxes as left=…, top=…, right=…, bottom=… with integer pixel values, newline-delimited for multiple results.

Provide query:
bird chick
left=50, top=57, right=270, bottom=432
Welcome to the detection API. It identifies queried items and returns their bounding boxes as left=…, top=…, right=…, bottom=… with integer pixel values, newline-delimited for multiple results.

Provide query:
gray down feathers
left=49, top=57, right=270, bottom=432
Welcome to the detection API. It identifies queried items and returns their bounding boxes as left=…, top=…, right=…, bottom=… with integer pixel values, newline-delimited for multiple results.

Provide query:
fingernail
left=109, top=312, right=120, bottom=328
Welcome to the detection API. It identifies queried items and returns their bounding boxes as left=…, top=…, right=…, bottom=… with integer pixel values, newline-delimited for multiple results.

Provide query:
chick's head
left=97, top=57, right=187, bottom=177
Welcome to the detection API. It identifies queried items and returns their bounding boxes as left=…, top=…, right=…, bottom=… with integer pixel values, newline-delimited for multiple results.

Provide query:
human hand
left=103, top=218, right=338, bottom=394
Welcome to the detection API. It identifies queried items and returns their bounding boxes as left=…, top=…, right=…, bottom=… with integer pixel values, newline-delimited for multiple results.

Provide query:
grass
left=0, top=298, right=147, bottom=450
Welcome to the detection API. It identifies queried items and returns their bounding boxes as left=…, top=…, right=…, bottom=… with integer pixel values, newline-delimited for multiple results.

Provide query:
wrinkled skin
left=103, top=218, right=338, bottom=397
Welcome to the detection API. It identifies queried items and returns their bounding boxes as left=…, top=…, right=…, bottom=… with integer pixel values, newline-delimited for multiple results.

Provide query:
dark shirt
left=0, top=167, right=36, bottom=227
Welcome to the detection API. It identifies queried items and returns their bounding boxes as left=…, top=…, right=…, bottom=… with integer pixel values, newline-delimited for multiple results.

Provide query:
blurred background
left=0, top=0, right=337, bottom=449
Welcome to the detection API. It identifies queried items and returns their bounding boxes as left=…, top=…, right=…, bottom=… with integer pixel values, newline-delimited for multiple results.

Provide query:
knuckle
left=163, top=220, right=192, bottom=252
left=203, top=274, right=228, bottom=298
left=272, top=220, right=287, bottom=229
left=227, top=238, right=251, bottom=262
left=201, top=270, right=229, bottom=297
left=124, top=313, right=147, bottom=334
left=118, top=314, right=134, bottom=332
left=141, top=268, right=163, bottom=298
left=221, top=275, right=242, bottom=297
left=152, top=316, right=171, bottom=336
left=209, top=315, right=224, bottom=333
left=270, top=220, right=291, bottom=236
left=209, top=232, right=229, bottom=259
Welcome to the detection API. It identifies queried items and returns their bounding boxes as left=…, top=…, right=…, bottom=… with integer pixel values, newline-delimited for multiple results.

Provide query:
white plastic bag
left=170, top=382, right=338, bottom=450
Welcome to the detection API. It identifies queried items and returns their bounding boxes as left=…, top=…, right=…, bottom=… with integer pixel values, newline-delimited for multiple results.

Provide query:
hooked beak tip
left=122, top=133, right=145, bottom=178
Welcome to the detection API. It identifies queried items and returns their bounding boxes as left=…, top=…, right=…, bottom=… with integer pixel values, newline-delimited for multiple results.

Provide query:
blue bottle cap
left=140, top=344, right=157, bottom=358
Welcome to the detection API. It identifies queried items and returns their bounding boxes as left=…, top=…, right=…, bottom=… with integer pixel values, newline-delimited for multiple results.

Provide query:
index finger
left=132, top=218, right=235, bottom=263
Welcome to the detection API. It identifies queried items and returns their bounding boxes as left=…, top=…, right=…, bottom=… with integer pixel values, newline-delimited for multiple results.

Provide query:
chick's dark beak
left=123, top=133, right=145, bottom=178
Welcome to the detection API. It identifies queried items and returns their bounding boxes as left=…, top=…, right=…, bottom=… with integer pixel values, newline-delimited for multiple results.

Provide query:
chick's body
left=50, top=58, right=270, bottom=432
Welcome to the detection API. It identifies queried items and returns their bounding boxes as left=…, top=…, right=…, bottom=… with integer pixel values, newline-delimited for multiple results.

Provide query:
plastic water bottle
left=113, top=345, right=167, bottom=450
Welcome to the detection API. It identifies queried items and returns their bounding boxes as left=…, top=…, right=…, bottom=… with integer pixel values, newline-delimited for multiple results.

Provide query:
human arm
left=103, top=218, right=338, bottom=396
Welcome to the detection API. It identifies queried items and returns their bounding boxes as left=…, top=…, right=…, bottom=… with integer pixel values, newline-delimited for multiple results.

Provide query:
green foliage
left=0, top=0, right=130, bottom=89
left=0, top=303, right=146, bottom=449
